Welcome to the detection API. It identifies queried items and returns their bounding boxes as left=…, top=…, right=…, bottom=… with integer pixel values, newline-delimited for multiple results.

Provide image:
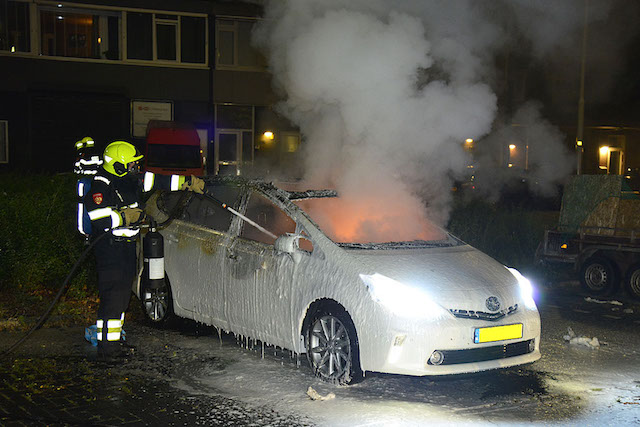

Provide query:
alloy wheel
left=308, top=315, right=352, bottom=381
left=143, top=287, right=169, bottom=321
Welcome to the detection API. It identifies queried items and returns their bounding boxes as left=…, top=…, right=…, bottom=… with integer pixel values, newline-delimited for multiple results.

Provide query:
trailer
left=537, top=175, right=640, bottom=300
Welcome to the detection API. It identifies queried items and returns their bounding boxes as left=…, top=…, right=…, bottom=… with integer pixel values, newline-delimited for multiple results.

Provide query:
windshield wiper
left=338, top=239, right=459, bottom=249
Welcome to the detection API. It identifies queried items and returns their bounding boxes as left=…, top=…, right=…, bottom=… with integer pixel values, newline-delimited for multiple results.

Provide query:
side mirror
left=275, top=234, right=302, bottom=263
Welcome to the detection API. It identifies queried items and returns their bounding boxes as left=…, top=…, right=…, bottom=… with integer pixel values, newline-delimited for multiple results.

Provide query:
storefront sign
left=131, top=100, right=173, bottom=137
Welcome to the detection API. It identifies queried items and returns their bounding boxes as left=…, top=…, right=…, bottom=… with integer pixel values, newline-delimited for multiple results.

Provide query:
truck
left=143, top=120, right=205, bottom=177
left=537, top=175, right=640, bottom=300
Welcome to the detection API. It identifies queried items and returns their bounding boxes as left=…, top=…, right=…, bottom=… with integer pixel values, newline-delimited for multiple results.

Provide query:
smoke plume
left=253, top=0, right=625, bottom=235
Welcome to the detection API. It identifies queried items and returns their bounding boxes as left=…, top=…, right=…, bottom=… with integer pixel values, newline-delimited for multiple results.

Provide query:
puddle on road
left=478, top=368, right=551, bottom=399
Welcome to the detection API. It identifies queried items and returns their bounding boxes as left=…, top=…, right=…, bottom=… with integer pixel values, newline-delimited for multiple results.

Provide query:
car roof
left=202, top=176, right=337, bottom=201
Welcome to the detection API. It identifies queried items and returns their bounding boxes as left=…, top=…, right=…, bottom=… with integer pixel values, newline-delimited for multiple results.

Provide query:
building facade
left=0, top=0, right=300, bottom=176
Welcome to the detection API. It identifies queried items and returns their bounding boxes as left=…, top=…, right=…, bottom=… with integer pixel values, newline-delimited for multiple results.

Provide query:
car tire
left=624, top=263, right=640, bottom=301
left=140, top=274, right=174, bottom=326
left=579, top=256, right=619, bottom=295
left=305, top=303, right=363, bottom=385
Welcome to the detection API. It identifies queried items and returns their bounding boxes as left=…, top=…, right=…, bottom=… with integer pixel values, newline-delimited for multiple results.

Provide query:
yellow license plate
left=474, top=323, right=523, bottom=344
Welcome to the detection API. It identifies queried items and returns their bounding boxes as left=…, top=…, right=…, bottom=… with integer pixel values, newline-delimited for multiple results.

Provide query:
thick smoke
left=253, top=0, right=621, bottom=233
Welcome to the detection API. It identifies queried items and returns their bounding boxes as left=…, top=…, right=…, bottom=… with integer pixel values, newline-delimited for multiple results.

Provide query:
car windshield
left=293, top=197, right=459, bottom=248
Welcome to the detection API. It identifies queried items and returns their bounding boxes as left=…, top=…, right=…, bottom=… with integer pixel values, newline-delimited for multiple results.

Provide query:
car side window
left=240, top=191, right=295, bottom=245
left=157, top=191, right=189, bottom=216
left=183, top=184, right=241, bottom=232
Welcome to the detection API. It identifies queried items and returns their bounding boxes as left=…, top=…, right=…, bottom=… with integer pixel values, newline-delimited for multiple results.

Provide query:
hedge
left=0, top=173, right=93, bottom=296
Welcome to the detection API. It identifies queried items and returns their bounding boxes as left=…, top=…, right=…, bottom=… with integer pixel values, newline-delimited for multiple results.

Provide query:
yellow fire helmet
left=103, top=141, right=144, bottom=177
left=75, top=136, right=95, bottom=151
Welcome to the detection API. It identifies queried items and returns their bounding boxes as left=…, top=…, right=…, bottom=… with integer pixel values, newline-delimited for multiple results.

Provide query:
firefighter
left=74, top=137, right=103, bottom=240
left=74, top=136, right=102, bottom=176
left=85, top=140, right=204, bottom=362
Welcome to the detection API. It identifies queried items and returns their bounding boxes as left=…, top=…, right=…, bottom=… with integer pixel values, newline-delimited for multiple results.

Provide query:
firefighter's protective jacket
left=85, top=169, right=187, bottom=239
left=74, top=154, right=102, bottom=176
left=75, top=145, right=103, bottom=237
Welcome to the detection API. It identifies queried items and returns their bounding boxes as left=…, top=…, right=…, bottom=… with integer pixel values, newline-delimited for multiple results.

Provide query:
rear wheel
left=579, top=256, right=619, bottom=295
left=625, top=263, right=640, bottom=301
left=306, top=304, right=362, bottom=385
left=141, top=275, right=174, bottom=325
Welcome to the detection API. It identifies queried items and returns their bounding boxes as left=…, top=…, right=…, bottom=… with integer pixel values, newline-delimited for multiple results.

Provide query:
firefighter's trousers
left=94, top=236, right=136, bottom=356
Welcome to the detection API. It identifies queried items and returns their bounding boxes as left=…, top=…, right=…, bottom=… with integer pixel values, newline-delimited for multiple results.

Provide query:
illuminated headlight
left=506, top=267, right=537, bottom=310
left=360, top=273, right=447, bottom=319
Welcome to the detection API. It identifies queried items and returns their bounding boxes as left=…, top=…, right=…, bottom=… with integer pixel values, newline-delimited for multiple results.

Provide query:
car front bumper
left=359, top=307, right=541, bottom=376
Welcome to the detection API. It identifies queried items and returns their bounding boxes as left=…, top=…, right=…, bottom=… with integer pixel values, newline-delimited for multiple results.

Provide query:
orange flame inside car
left=296, top=195, right=446, bottom=244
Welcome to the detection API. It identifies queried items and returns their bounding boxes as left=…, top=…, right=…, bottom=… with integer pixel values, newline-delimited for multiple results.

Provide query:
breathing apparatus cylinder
left=143, top=219, right=165, bottom=290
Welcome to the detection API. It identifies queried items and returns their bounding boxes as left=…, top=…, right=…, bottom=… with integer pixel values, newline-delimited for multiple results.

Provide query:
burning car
left=136, top=177, right=541, bottom=384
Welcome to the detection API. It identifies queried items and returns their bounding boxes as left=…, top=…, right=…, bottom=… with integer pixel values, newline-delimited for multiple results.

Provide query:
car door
left=161, top=183, right=240, bottom=327
left=223, top=189, right=299, bottom=346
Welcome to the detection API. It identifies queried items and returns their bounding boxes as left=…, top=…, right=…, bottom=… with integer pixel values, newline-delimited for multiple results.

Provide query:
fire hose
left=203, top=189, right=277, bottom=239
left=0, top=232, right=109, bottom=359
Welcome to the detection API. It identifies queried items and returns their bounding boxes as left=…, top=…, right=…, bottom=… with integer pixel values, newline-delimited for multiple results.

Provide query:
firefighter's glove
left=119, top=207, right=144, bottom=227
left=181, top=175, right=205, bottom=194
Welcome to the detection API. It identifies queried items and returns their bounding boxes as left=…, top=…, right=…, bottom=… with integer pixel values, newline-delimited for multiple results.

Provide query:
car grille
left=427, top=339, right=534, bottom=365
left=449, top=304, right=518, bottom=321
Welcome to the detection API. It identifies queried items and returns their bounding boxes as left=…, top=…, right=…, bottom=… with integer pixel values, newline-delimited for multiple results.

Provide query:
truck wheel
left=579, top=256, right=619, bottom=295
left=624, top=263, right=640, bottom=301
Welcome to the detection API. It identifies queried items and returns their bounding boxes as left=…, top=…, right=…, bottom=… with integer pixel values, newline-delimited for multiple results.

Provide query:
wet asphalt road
left=1, top=280, right=639, bottom=426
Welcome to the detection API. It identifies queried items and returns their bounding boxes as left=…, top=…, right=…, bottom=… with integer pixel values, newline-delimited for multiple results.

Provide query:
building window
left=0, top=120, right=7, bottom=163
left=156, top=15, right=177, bottom=61
left=2, top=3, right=206, bottom=66
left=0, top=0, right=30, bottom=53
left=216, top=18, right=266, bottom=70
left=40, top=6, right=120, bottom=60
left=282, top=132, right=300, bottom=153
left=127, top=11, right=152, bottom=60
left=181, top=16, right=206, bottom=63
left=126, top=12, right=206, bottom=64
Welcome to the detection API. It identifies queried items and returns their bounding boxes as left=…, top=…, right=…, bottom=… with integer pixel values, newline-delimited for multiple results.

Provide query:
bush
left=0, top=172, right=95, bottom=294
left=447, top=195, right=559, bottom=275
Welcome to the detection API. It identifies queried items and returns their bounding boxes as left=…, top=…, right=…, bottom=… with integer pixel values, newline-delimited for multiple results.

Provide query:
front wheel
left=141, top=275, right=174, bottom=325
left=579, top=256, right=619, bottom=295
left=306, top=305, right=362, bottom=385
left=625, top=263, right=640, bottom=301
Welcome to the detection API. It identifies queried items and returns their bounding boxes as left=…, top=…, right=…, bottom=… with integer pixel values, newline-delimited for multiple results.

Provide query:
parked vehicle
left=136, top=177, right=541, bottom=384
left=537, top=175, right=640, bottom=300
left=144, top=120, right=204, bottom=176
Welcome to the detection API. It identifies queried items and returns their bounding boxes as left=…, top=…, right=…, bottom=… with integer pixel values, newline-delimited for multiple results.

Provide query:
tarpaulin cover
left=558, top=175, right=640, bottom=235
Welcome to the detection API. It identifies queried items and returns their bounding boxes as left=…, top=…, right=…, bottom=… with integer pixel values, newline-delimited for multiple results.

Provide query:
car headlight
left=359, top=273, right=448, bottom=319
left=506, top=267, right=537, bottom=310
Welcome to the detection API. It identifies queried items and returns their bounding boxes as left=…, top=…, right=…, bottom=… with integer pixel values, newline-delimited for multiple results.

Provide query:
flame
left=296, top=196, right=445, bottom=244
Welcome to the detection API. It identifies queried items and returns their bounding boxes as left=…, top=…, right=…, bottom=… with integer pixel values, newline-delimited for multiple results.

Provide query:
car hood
left=347, top=244, right=522, bottom=311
